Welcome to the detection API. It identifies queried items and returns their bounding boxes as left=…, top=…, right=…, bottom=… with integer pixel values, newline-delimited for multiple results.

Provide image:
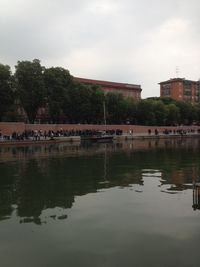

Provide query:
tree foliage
left=0, top=64, right=14, bottom=120
left=106, top=92, right=125, bottom=124
left=15, top=59, right=45, bottom=123
left=63, top=83, right=105, bottom=124
left=44, top=67, right=72, bottom=123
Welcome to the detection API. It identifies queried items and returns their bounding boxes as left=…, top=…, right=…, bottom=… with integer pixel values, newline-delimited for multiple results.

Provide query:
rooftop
left=74, top=77, right=142, bottom=91
left=159, top=78, right=197, bottom=84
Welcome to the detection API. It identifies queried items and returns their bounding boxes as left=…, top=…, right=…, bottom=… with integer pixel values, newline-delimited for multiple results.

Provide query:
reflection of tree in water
left=16, top=159, right=75, bottom=224
left=0, top=139, right=200, bottom=223
left=0, top=191, right=14, bottom=221
left=0, top=162, right=18, bottom=221
left=0, top=149, right=143, bottom=224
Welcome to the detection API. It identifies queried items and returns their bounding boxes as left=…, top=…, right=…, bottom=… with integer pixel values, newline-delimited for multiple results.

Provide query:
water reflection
left=0, top=137, right=200, bottom=162
left=0, top=137, right=200, bottom=224
left=193, top=183, right=200, bottom=210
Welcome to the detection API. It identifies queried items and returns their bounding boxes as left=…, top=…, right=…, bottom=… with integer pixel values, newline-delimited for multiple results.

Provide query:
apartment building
left=159, top=78, right=200, bottom=104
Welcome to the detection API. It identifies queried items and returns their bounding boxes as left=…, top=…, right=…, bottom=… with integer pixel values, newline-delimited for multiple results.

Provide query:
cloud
left=0, top=0, right=200, bottom=97
left=86, top=0, right=121, bottom=15
left=131, top=17, right=200, bottom=96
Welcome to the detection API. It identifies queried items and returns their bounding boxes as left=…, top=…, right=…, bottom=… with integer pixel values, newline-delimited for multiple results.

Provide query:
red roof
left=159, top=78, right=197, bottom=84
left=74, top=77, right=141, bottom=91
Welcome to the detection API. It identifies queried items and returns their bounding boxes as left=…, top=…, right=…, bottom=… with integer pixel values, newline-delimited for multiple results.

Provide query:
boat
left=87, top=131, right=113, bottom=143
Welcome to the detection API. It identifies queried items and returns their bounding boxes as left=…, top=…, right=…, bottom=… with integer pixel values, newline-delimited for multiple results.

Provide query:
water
left=0, top=138, right=200, bottom=267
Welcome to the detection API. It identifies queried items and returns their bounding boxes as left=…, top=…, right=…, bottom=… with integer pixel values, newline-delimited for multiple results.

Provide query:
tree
left=0, top=64, right=14, bottom=121
left=105, top=92, right=126, bottom=124
left=64, top=83, right=94, bottom=123
left=137, top=100, right=156, bottom=125
left=15, top=59, right=45, bottom=123
left=176, top=101, right=195, bottom=125
left=153, top=100, right=167, bottom=126
left=124, top=98, right=137, bottom=124
left=89, top=85, right=105, bottom=124
left=160, top=97, right=176, bottom=105
left=194, top=104, right=200, bottom=124
left=166, top=103, right=180, bottom=125
left=44, top=67, right=72, bottom=123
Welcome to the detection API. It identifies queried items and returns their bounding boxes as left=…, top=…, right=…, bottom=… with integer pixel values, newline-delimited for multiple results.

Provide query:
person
left=50, top=131, right=54, bottom=140
left=44, top=131, right=47, bottom=140
left=34, top=130, right=38, bottom=140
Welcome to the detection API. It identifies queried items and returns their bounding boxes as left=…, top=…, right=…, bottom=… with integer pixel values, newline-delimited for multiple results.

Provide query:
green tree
left=160, top=97, right=176, bottom=105
left=64, top=83, right=93, bottom=123
left=121, top=97, right=137, bottom=125
left=44, top=67, right=72, bottom=123
left=153, top=100, right=167, bottom=126
left=15, top=59, right=45, bottom=123
left=137, top=100, right=155, bottom=125
left=194, top=104, right=200, bottom=124
left=89, top=85, right=105, bottom=124
left=176, top=101, right=195, bottom=125
left=0, top=64, right=14, bottom=121
left=166, top=103, right=180, bottom=125
left=105, top=92, right=126, bottom=124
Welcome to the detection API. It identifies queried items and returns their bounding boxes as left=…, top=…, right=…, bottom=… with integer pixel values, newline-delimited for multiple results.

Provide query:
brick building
left=74, top=77, right=142, bottom=100
left=159, top=78, right=200, bottom=104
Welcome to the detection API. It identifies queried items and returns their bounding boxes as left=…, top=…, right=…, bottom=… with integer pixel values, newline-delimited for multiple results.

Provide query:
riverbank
left=1, top=122, right=200, bottom=136
left=0, top=132, right=200, bottom=147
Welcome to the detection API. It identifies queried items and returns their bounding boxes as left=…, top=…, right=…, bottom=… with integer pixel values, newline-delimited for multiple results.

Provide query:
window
left=184, top=81, right=192, bottom=96
left=162, top=83, right=171, bottom=96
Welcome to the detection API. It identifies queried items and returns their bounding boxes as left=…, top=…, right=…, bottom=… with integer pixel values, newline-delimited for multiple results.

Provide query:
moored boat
left=81, top=131, right=113, bottom=143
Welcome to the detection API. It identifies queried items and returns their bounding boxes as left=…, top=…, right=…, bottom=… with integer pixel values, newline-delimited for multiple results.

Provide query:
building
left=159, top=78, right=200, bottom=104
left=74, top=77, right=142, bottom=100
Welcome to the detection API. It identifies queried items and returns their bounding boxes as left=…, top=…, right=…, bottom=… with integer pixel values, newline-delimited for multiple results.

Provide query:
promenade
left=0, top=128, right=200, bottom=146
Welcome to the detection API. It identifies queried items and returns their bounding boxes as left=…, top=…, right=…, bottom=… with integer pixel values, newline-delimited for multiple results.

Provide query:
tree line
left=1, top=59, right=200, bottom=125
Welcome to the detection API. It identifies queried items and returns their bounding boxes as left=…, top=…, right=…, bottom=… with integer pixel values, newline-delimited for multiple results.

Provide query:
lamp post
left=103, top=99, right=106, bottom=127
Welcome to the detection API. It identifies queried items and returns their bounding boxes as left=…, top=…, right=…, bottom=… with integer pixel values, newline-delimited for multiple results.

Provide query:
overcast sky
left=0, top=0, right=200, bottom=98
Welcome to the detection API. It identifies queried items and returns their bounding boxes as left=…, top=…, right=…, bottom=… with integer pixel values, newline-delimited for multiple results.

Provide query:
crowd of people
left=162, top=128, right=200, bottom=135
left=0, top=127, right=200, bottom=142
left=0, top=128, right=123, bottom=141
left=148, top=128, right=200, bottom=136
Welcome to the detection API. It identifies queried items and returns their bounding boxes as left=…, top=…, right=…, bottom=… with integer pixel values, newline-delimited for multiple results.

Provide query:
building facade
left=74, top=77, right=142, bottom=100
left=159, top=78, right=200, bottom=104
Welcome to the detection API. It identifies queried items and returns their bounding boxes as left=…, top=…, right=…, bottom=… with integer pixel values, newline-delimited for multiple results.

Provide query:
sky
left=0, top=0, right=200, bottom=98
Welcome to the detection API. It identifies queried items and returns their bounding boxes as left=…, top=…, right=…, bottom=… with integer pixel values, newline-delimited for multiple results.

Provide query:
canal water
left=0, top=138, right=200, bottom=267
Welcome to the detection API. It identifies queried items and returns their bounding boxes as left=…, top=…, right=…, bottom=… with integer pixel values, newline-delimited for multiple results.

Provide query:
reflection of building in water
left=171, top=171, right=185, bottom=187
left=161, top=168, right=198, bottom=192
left=193, top=183, right=200, bottom=210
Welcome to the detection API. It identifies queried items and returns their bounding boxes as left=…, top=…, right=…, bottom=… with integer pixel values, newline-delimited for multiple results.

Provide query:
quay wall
left=0, top=122, right=25, bottom=135
left=0, top=122, right=199, bottom=136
